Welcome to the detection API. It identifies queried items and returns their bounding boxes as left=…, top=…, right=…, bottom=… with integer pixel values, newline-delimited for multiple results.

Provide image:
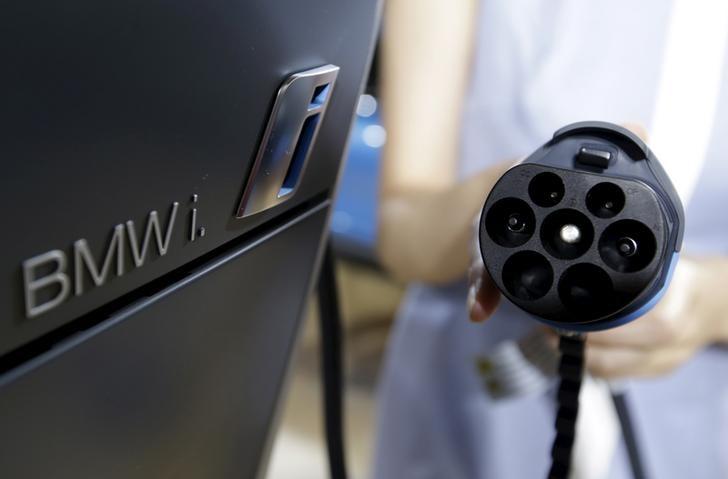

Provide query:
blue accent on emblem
left=279, top=113, right=321, bottom=197
left=534, top=252, right=680, bottom=332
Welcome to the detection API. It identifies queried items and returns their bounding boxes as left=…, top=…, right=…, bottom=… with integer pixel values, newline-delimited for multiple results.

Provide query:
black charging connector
left=479, top=122, right=683, bottom=479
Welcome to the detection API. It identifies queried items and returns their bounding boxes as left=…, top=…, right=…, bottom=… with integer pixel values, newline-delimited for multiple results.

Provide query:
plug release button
left=577, top=146, right=612, bottom=169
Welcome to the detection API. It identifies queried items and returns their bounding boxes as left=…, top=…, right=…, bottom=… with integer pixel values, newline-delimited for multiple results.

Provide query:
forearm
left=380, top=0, right=479, bottom=193
left=377, top=163, right=510, bottom=284
left=377, top=0, right=486, bottom=284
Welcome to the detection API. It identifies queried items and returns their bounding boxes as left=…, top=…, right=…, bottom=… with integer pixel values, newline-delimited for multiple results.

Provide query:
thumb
left=468, top=272, right=501, bottom=322
left=621, top=122, right=649, bottom=142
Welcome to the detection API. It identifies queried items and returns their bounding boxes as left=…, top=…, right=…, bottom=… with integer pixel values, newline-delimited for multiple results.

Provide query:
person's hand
left=467, top=214, right=501, bottom=322
left=586, top=257, right=728, bottom=379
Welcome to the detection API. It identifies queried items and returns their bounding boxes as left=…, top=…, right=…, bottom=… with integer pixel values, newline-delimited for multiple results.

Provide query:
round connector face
left=529, top=172, right=565, bottom=207
left=502, top=251, right=553, bottom=301
left=586, top=182, right=625, bottom=218
left=485, top=197, right=536, bottom=247
left=599, top=220, right=657, bottom=272
left=541, top=209, right=594, bottom=259
left=558, top=264, right=615, bottom=320
left=479, top=160, right=673, bottom=328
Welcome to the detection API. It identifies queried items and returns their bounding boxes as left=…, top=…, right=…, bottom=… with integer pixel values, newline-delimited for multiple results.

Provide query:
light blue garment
left=373, top=1, right=728, bottom=477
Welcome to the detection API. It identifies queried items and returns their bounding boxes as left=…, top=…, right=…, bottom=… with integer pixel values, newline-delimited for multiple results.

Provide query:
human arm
left=377, top=0, right=510, bottom=284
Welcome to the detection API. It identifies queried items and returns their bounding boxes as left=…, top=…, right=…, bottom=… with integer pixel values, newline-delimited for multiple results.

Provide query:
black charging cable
left=548, top=333, right=647, bottom=479
left=548, top=333, right=586, bottom=479
left=316, top=241, right=349, bottom=479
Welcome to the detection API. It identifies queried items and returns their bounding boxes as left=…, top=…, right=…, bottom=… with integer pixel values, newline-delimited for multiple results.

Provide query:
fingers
left=586, top=310, right=697, bottom=379
left=468, top=271, right=500, bottom=322
left=588, top=262, right=700, bottom=350
left=467, top=284, right=487, bottom=322
left=467, top=255, right=484, bottom=284
left=541, top=325, right=696, bottom=379
left=587, top=312, right=685, bottom=349
left=477, top=271, right=501, bottom=318
left=621, top=122, right=649, bottom=142
left=586, top=342, right=695, bottom=380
